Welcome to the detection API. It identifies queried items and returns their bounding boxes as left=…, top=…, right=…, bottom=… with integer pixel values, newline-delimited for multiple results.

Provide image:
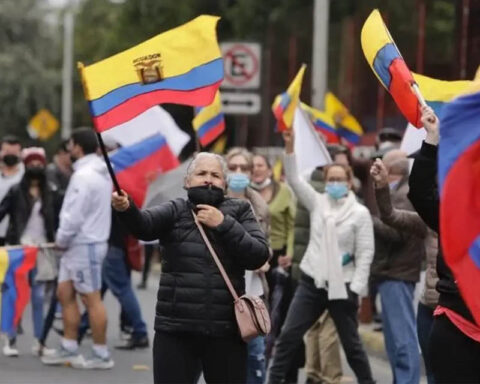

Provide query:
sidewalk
left=359, top=323, right=387, bottom=360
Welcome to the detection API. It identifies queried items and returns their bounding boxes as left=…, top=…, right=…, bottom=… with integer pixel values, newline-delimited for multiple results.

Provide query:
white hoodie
left=56, top=154, right=112, bottom=248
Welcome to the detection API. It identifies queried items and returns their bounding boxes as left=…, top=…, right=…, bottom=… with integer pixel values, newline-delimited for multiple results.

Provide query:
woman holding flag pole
left=268, top=128, right=375, bottom=384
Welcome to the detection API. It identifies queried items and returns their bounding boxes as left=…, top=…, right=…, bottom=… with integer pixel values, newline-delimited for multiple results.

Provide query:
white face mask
left=250, top=178, right=272, bottom=191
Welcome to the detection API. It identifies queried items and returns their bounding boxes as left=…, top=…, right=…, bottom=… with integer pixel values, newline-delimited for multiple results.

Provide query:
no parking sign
left=221, top=42, right=261, bottom=89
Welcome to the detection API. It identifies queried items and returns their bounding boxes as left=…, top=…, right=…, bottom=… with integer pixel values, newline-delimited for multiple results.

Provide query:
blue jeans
left=247, top=336, right=266, bottom=384
left=378, top=280, right=420, bottom=384
left=102, top=246, right=147, bottom=338
left=417, top=302, right=435, bottom=384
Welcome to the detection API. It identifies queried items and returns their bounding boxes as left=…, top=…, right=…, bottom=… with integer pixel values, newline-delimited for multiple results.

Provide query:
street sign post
left=221, top=93, right=261, bottom=115
left=220, top=42, right=261, bottom=89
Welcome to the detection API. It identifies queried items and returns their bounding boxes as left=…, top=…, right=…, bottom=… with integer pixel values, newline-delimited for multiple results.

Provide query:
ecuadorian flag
left=0, top=247, right=37, bottom=334
left=325, top=92, right=363, bottom=146
left=361, top=10, right=424, bottom=127
left=272, top=64, right=306, bottom=132
left=300, top=102, right=339, bottom=144
left=439, top=81, right=480, bottom=327
left=193, top=91, right=225, bottom=147
left=79, top=15, right=223, bottom=132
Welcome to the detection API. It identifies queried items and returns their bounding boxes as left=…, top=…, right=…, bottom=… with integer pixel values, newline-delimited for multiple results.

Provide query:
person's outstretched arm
left=408, top=106, right=440, bottom=232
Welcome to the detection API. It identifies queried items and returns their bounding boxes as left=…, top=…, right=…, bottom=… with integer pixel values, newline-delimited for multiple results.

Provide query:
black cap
left=378, top=127, right=403, bottom=143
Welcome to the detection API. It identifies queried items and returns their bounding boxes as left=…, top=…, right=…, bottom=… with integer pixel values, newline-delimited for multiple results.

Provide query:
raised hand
left=112, top=190, right=130, bottom=212
left=420, top=105, right=439, bottom=146
left=370, top=159, right=389, bottom=188
left=196, top=204, right=224, bottom=228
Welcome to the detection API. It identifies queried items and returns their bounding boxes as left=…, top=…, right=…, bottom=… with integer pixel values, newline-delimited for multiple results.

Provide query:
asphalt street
left=0, top=270, right=425, bottom=384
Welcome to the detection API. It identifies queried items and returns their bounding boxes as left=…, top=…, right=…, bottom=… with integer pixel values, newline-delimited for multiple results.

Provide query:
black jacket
left=408, top=141, right=474, bottom=321
left=0, top=177, right=56, bottom=245
left=117, top=197, right=270, bottom=336
left=371, top=177, right=423, bottom=283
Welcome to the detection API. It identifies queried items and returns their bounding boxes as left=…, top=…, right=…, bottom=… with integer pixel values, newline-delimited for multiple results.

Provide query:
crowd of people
left=1, top=104, right=479, bottom=383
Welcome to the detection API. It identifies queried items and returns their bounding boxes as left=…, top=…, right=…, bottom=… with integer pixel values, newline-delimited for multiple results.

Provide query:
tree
left=0, top=0, right=61, bottom=141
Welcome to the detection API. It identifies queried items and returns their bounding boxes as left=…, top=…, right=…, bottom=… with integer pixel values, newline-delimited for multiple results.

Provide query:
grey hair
left=185, top=152, right=228, bottom=182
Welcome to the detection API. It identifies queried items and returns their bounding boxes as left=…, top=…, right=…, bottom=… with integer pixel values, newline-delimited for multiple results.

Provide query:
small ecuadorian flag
left=300, top=102, right=339, bottom=144
left=325, top=92, right=363, bottom=146
left=272, top=64, right=307, bottom=132
left=78, top=15, right=224, bottom=133
left=0, top=247, right=37, bottom=334
left=192, top=91, right=225, bottom=147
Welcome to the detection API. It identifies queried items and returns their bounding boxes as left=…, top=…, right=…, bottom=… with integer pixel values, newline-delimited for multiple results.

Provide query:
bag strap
left=191, top=210, right=240, bottom=301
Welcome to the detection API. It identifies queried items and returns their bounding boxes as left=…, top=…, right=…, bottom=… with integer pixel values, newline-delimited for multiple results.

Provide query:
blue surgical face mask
left=325, top=182, right=349, bottom=200
left=228, top=173, right=250, bottom=193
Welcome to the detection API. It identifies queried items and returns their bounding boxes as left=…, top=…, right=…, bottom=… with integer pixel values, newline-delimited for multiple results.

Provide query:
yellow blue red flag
left=439, top=74, right=480, bottom=326
left=272, top=64, right=306, bottom=132
left=0, top=247, right=37, bottom=334
left=361, top=9, right=424, bottom=127
left=325, top=92, right=363, bottom=146
left=300, top=102, right=339, bottom=144
left=193, top=91, right=225, bottom=147
left=78, top=15, right=223, bottom=132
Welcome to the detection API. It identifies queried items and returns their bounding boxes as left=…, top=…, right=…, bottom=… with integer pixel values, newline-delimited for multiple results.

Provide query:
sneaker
left=115, top=335, right=149, bottom=350
left=137, top=282, right=147, bottom=290
left=32, top=340, right=56, bottom=357
left=82, top=351, right=114, bottom=370
left=41, top=346, right=84, bottom=368
left=3, top=339, right=19, bottom=357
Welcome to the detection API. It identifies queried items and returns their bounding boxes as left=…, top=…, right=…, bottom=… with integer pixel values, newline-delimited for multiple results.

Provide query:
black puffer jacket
left=408, top=141, right=473, bottom=322
left=0, top=177, right=56, bottom=245
left=117, top=197, right=270, bottom=336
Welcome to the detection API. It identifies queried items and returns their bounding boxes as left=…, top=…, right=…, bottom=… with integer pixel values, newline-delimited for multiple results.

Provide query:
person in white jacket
left=42, top=128, right=113, bottom=370
left=268, top=130, right=375, bottom=384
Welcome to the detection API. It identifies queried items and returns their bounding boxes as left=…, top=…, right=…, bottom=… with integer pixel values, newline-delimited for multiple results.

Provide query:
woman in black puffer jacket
left=112, top=152, right=270, bottom=384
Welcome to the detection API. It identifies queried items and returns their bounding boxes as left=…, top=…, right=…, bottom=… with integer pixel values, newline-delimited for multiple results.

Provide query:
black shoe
left=137, top=282, right=147, bottom=290
left=115, top=335, right=149, bottom=350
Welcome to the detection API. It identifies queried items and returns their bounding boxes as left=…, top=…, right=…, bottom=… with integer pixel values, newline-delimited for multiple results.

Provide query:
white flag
left=400, top=123, right=426, bottom=156
left=102, top=106, right=190, bottom=156
left=293, top=106, right=332, bottom=174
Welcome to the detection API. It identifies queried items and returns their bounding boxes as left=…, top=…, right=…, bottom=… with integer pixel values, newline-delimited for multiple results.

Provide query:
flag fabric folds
left=300, top=102, right=339, bottom=144
left=325, top=92, right=363, bottom=145
left=412, top=73, right=472, bottom=118
left=193, top=91, right=225, bottom=147
left=438, top=89, right=480, bottom=327
left=79, top=15, right=223, bottom=133
left=0, top=247, right=37, bottom=334
left=104, top=106, right=188, bottom=206
left=361, top=9, right=422, bottom=127
left=272, top=64, right=307, bottom=132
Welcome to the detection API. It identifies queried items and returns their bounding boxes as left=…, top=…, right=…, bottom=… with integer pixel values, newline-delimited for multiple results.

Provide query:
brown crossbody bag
left=192, top=211, right=271, bottom=342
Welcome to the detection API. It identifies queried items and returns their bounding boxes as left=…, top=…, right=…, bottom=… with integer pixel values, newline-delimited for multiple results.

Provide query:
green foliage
left=0, top=0, right=60, bottom=141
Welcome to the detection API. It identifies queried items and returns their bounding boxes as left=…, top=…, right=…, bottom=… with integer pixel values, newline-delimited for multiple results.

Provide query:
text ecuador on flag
left=78, top=15, right=224, bottom=132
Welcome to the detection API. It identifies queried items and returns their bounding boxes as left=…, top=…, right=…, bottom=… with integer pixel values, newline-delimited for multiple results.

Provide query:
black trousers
left=153, top=331, right=247, bottom=384
left=430, top=314, right=480, bottom=383
left=268, top=273, right=374, bottom=384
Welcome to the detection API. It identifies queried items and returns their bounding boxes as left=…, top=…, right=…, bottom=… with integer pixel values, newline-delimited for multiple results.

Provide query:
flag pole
left=96, top=132, right=122, bottom=194
left=411, top=82, right=427, bottom=107
left=77, top=62, right=122, bottom=194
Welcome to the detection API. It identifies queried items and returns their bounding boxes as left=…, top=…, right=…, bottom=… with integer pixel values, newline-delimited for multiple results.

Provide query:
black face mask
left=187, top=185, right=225, bottom=207
left=25, top=166, right=46, bottom=181
left=2, top=154, right=19, bottom=167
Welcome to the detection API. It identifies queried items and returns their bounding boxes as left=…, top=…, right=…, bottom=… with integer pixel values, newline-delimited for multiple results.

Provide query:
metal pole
left=416, top=0, right=426, bottom=74
left=311, top=0, right=329, bottom=110
left=459, top=0, right=470, bottom=79
left=61, top=4, right=74, bottom=139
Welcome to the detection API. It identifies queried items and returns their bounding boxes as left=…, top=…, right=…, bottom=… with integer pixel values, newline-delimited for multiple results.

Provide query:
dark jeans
left=153, top=331, right=247, bottom=384
left=268, top=273, right=374, bottom=384
left=430, top=314, right=480, bottom=383
left=417, top=302, right=435, bottom=384
left=102, top=246, right=147, bottom=337
left=40, top=280, right=58, bottom=345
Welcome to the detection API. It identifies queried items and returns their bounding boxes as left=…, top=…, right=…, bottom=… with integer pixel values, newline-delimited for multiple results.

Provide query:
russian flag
left=103, top=106, right=190, bottom=207
left=439, top=89, right=480, bottom=326
left=0, top=247, right=37, bottom=334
